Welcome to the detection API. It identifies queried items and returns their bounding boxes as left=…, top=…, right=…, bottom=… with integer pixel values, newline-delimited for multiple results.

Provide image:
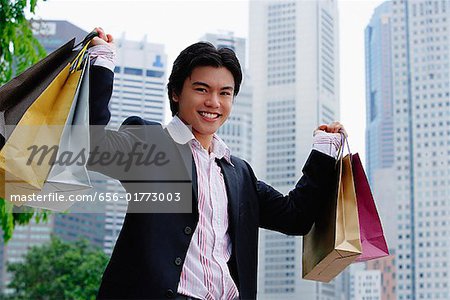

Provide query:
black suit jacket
left=89, top=66, right=337, bottom=300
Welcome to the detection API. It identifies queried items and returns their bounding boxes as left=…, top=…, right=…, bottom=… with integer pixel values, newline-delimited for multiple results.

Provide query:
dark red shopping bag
left=351, top=153, right=389, bottom=262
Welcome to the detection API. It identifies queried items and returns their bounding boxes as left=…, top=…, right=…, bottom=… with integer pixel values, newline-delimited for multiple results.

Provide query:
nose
left=205, top=93, right=220, bottom=108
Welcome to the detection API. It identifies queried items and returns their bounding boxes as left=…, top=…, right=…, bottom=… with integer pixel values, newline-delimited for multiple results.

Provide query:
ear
left=172, top=92, right=179, bottom=102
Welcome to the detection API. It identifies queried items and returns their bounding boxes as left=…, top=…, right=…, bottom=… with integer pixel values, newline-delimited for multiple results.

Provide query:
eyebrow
left=192, top=81, right=234, bottom=91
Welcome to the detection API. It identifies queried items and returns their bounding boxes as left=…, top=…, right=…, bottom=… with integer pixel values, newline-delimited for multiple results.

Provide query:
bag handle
left=75, top=31, right=99, bottom=48
left=335, top=131, right=351, bottom=166
left=70, top=31, right=99, bottom=72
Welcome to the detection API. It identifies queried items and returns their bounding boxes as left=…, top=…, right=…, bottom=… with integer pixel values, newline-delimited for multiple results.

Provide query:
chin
left=195, top=126, right=220, bottom=136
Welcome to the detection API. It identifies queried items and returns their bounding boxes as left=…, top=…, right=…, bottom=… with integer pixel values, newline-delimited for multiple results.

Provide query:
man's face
left=173, top=66, right=234, bottom=139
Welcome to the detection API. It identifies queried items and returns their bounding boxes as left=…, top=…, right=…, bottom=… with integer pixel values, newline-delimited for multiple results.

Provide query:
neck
left=193, top=131, right=213, bottom=152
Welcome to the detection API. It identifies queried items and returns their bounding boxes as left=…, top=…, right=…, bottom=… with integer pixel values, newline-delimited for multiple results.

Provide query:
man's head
left=167, top=42, right=242, bottom=117
left=167, top=42, right=242, bottom=148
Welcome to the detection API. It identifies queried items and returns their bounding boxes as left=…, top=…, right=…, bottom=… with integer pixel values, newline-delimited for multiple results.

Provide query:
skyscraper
left=364, top=0, right=398, bottom=254
left=365, top=1, right=450, bottom=299
left=350, top=269, right=381, bottom=300
left=249, top=1, right=340, bottom=298
left=365, top=2, right=395, bottom=184
left=201, top=31, right=253, bottom=163
left=108, top=34, right=166, bottom=127
left=367, top=254, right=397, bottom=300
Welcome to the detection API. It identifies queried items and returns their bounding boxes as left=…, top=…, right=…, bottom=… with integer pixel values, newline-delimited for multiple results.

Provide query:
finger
left=94, top=27, right=103, bottom=36
left=106, top=34, right=114, bottom=43
left=90, top=36, right=107, bottom=47
left=339, top=128, right=348, bottom=137
left=313, top=124, right=328, bottom=136
left=330, top=122, right=344, bottom=133
left=95, top=27, right=108, bottom=41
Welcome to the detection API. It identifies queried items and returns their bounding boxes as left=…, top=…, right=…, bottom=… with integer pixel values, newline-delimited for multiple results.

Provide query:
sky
left=34, top=0, right=385, bottom=164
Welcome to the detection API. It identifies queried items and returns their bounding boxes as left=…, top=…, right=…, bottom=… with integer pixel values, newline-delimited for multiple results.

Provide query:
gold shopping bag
left=302, top=139, right=362, bottom=282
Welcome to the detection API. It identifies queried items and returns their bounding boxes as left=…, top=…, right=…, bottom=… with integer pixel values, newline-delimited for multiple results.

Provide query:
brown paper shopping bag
left=302, top=138, right=362, bottom=282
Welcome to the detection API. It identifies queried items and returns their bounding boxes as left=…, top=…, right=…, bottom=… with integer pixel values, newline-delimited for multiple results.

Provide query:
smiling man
left=89, top=28, right=346, bottom=300
left=167, top=46, right=241, bottom=151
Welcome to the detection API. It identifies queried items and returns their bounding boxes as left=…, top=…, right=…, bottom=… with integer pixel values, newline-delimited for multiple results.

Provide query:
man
left=89, top=28, right=346, bottom=300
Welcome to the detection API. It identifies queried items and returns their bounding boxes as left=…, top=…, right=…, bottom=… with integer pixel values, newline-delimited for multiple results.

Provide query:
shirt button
left=165, top=289, right=175, bottom=298
left=174, top=257, right=183, bottom=266
left=184, top=226, right=192, bottom=235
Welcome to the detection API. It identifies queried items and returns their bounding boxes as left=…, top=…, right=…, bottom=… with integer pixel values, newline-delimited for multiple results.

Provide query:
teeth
left=200, top=112, right=219, bottom=119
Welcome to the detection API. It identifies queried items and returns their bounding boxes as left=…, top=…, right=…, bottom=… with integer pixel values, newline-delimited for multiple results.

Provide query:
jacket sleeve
left=247, top=150, right=338, bottom=235
left=87, top=65, right=146, bottom=180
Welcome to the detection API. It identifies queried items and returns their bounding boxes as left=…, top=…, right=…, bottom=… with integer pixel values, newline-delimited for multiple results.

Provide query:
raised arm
left=87, top=28, right=147, bottom=179
left=252, top=123, right=345, bottom=235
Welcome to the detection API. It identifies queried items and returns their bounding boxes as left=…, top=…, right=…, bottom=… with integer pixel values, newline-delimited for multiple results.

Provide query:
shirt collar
left=165, top=116, right=233, bottom=166
left=165, top=115, right=195, bottom=145
left=210, top=134, right=233, bottom=166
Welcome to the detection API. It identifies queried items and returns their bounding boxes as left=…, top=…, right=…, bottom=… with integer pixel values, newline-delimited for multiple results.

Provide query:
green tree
left=0, top=202, right=49, bottom=243
left=4, top=237, right=108, bottom=300
left=0, top=0, right=46, bottom=84
left=0, top=0, right=48, bottom=242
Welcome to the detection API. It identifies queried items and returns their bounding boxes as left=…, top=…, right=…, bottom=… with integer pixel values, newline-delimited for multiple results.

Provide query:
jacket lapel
left=163, top=128, right=198, bottom=209
left=191, top=160, right=198, bottom=204
left=216, top=158, right=240, bottom=236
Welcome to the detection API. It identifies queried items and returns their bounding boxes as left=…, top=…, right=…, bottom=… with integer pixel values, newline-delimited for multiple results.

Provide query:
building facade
left=249, top=1, right=340, bottom=299
left=350, top=269, right=382, bottom=300
left=364, top=0, right=398, bottom=256
left=365, top=2, right=395, bottom=184
left=366, top=1, right=450, bottom=299
left=367, top=254, right=397, bottom=300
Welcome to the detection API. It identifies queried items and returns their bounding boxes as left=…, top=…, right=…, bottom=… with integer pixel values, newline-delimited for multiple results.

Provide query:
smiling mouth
left=198, top=111, right=221, bottom=120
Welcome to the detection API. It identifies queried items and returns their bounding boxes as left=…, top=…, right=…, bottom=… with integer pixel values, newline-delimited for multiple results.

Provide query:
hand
left=90, top=27, right=115, bottom=48
left=314, top=121, right=347, bottom=138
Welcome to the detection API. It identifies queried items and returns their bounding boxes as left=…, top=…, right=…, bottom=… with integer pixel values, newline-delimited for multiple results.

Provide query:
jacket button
left=184, top=226, right=192, bottom=235
left=174, top=257, right=183, bottom=266
left=166, top=289, right=175, bottom=298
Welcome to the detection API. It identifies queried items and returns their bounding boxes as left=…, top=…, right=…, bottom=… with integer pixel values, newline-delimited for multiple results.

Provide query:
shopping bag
left=302, top=138, right=362, bottom=282
left=0, top=37, right=94, bottom=202
left=17, top=56, right=92, bottom=211
left=0, top=38, right=78, bottom=144
left=352, top=153, right=389, bottom=262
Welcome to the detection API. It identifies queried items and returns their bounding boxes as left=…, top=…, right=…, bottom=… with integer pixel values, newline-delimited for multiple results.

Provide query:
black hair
left=167, top=42, right=243, bottom=116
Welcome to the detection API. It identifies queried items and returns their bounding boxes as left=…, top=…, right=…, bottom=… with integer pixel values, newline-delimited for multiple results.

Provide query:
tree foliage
left=0, top=0, right=46, bottom=84
left=4, top=237, right=108, bottom=300
left=0, top=0, right=48, bottom=242
left=0, top=202, right=49, bottom=243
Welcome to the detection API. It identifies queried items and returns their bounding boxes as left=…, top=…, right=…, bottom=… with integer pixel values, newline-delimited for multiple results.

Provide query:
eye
left=221, top=91, right=232, bottom=96
left=195, top=88, right=207, bottom=93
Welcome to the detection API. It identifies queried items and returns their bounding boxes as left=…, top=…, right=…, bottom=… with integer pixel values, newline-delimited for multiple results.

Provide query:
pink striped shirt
left=166, top=116, right=239, bottom=300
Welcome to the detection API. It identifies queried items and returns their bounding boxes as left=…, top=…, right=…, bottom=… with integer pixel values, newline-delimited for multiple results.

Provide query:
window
left=124, top=67, right=143, bottom=76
